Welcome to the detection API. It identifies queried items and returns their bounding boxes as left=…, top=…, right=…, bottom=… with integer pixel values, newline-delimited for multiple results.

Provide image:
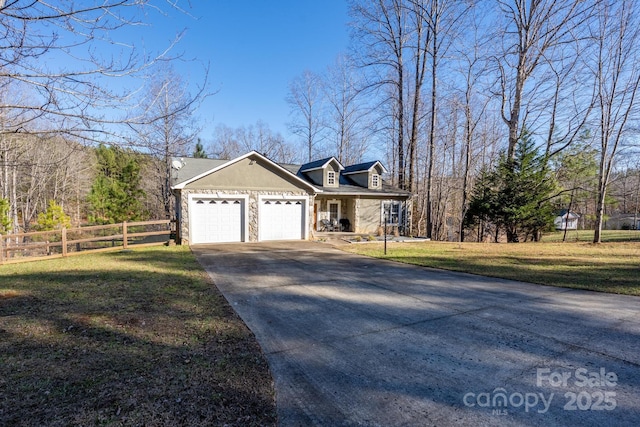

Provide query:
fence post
left=62, top=227, right=67, bottom=257
left=123, top=221, right=128, bottom=249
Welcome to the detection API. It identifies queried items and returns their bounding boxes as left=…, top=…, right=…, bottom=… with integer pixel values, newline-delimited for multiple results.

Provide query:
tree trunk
left=397, top=65, right=405, bottom=190
left=507, top=57, right=527, bottom=161
left=408, top=4, right=429, bottom=194
left=426, top=15, right=438, bottom=240
left=593, top=167, right=607, bottom=244
left=562, top=188, right=575, bottom=242
left=460, top=104, right=472, bottom=242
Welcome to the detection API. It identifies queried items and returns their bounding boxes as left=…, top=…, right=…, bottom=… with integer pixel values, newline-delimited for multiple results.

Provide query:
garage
left=190, top=197, right=245, bottom=244
left=259, top=198, right=306, bottom=241
left=173, top=152, right=319, bottom=243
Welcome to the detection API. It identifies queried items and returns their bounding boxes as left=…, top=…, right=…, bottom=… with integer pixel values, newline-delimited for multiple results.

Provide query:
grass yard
left=542, top=229, right=640, bottom=243
left=0, top=246, right=276, bottom=426
left=343, top=240, right=640, bottom=295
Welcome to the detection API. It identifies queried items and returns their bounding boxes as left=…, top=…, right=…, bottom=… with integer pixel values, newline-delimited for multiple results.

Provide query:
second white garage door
left=259, top=198, right=305, bottom=241
left=190, top=197, right=244, bottom=244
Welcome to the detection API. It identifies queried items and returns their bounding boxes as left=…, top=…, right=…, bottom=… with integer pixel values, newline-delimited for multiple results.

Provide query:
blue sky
left=162, top=1, right=351, bottom=140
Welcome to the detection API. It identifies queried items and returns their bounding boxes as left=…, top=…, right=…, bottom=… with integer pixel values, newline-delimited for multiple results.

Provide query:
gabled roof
left=556, top=209, right=580, bottom=218
left=169, top=152, right=409, bottom=197
left=171, top=151, right=321, bottom=192
left=299, top=157, right=344, bottom=172
left=170, top=158, right=228, bottom=186
left=342, top=160, right=388, bottom=175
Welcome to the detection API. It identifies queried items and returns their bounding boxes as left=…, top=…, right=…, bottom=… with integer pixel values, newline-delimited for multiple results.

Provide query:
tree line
left=277, top=0, right=640, bottom=242
left=1, top=1, right=639, bottom=242
left=0, top=135, right=173, bottom=234
left=0, top=2, right=207, bottom=233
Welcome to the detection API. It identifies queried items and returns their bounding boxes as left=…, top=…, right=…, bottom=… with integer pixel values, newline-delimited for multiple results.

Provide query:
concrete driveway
left=193, top=242, right=640, bottom=426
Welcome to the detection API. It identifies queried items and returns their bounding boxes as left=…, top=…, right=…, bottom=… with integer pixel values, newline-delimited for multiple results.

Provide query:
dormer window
left=299, top=157, right=344, bottom=187
left=372, top=174, right=380, bottom=188
left=327, top=171, right=336, bottom=186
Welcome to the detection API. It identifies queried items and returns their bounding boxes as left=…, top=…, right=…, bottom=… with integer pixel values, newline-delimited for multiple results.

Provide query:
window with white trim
left=382, top=201, right=401, bottom=226
left=327, top=171, right=336, bottom=186
left=372, top=174, right=380, bottom=188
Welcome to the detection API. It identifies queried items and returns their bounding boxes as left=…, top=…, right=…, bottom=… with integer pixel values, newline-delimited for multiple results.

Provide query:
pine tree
left=87, top=145, right=147, bottom=224
left=464, top=168, right=498, bottom=241
left=0, top=198, right=12, bottom=233
left=193, top=139, right=207, bottom=158
left=35, top=200, right=72, bottom=231
left=465, top=133, right=557, bottom=242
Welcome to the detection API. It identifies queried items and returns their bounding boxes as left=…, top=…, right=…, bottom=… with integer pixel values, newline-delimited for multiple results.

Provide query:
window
left=329, top=202, right=340, bottom=222
left=327, top=171, right=336, bottom=186
left=383, top=202, right=401, bottom=225
left=372, top=174, right=380, bottom=188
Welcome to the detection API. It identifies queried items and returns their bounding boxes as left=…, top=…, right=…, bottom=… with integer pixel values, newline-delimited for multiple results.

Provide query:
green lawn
left=542, top=229, right=640, bottom=242
left=343, top=240, right=640, bottom=295
left=0, top=246, right=276, bottom=426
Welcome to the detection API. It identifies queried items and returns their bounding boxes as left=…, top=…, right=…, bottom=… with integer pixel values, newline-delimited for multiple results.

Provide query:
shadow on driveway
left=193, top=241, right=640, bottom=427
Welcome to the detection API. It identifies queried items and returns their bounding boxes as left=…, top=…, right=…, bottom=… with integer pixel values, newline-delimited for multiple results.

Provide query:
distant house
left=554, top=210, right=580, bottom=230
left=604, top=213, right=640, bottom=230
left=170, top=151, right=411, bottom=244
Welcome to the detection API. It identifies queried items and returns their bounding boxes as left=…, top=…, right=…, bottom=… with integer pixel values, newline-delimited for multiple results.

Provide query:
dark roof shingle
left=342, top=161, right=380, bottom=174
left=299, top=157, right=340, bottom=172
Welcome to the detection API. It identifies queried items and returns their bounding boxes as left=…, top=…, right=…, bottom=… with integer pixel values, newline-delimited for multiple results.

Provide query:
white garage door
left=259, top=199, right=305, bottom=241
left=190, top=198, right=243, bottom=244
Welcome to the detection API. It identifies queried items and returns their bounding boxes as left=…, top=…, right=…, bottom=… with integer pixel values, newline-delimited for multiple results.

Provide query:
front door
left=328, top=201, right=340, bottom=230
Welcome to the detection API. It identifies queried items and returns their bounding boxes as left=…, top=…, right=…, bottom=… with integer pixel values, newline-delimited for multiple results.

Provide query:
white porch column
left=354, top=196, right=360, bottom=233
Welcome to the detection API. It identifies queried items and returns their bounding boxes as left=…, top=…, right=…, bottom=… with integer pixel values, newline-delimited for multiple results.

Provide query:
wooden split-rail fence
left=0, top=220, right=174, bottom=265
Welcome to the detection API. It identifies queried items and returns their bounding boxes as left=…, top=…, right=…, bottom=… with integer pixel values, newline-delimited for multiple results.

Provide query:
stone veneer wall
left=178, top=189, right=314, bottom=244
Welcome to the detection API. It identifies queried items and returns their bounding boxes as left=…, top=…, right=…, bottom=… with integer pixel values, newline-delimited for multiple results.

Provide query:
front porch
left=313, top=197, right=357, bottom=232
left=313, top=195, right=410, bottom=235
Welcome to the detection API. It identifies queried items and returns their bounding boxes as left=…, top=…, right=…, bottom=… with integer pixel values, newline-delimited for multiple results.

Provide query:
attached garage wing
left=190, top=197, right=245, bottom=244
left=259, top=198, right=307, bottom=241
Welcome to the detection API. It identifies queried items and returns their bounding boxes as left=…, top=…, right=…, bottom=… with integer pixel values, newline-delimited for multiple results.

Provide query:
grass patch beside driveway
left=0, top=246, right=276, bottom=426
left=343, top=241, right=640, bottom=295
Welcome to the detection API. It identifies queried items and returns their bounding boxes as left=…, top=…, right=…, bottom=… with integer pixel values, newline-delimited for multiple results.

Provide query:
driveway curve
left=193, top=241, right=640, bottom=427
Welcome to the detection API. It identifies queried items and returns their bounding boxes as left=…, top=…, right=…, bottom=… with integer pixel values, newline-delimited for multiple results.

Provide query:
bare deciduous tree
left=0, top=132, right=91, bottom=232
left=455, top=11, right=492, bottom=242
left=0, top=1, right=195, bottom=228
left=413, top=0, right=469, bottom=239
left=131, top=64, right=208, bottom=218
left=286, top=70, right=326, bottom=162
left=350, top=0, right=409, bottom=188
left=591, top=0, right=640, bottom=243
left=322, top=55, right=371, bottom=165
left=0, top=1, right=186, bottom=142
left=495, top=0, right=598, bottom=161
left=209, top=122, right=298, bottom=164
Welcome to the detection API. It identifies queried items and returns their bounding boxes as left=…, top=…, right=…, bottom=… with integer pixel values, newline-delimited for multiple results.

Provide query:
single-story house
left=554, top=210, right=580, bottom=230
left=171, top=151, right=411, bottom=244
left=604, top=213, right=640, bottom=230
